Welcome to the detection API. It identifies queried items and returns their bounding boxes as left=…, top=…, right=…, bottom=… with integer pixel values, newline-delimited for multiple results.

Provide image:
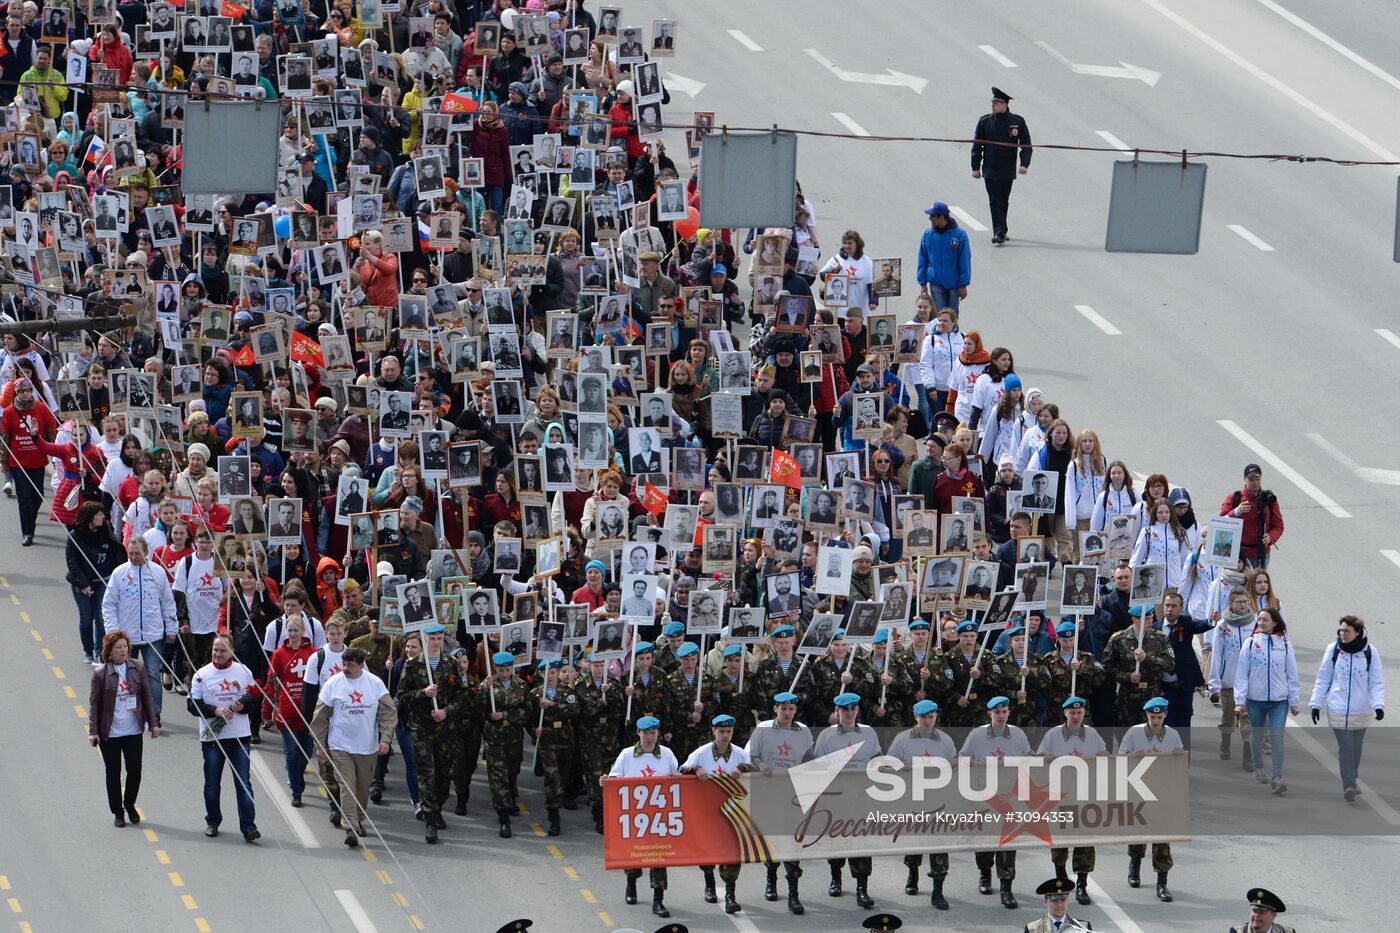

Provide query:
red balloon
left=674, top=206, right=701, bottom=239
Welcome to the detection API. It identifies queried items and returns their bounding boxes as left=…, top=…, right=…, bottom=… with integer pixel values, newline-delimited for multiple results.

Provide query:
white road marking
left=334, top=890, right=381, bottom=933
left=1034, top=40, right=1161, bottom=85
left=1306, top=432, right=1400, bottom=485
left=1381, top=549, right=1400, bottom=571
left=1217, top=420, right=1352, bottom=518
left=249, top=748, right=322, bottom=848
left=1227, top=224, right=1275, bottom=251
left=1097, top=130, right=1132, bottom=152
left=727, top=911, right=763, bottom=933
left=1086, top=877, right=1148, bottom=933
left=831, top=112, right=870, bottom=137
left=803, top=48, right=929, bottom=93
left=949, top=206, right=988, bottom=232
left=1074, top=304, right=1123, bottom=336
left=1375, top=328, right=1400, bottom=351
left=1141, top=0, right=1400, bottom=161
left=1254, top=0, right=1400, bottom=93
left=978, top=44, right=1018, bottom=68
left=663, top=72, right=706, bottom=98
left=1284, top=717, right=1400, bottom=827
left=727, top=29, right=763, bottom=52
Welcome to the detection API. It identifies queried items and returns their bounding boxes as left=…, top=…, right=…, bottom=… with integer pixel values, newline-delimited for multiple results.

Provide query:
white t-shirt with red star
left=682, top=741, right=751, bottom=777
left=318, top=670, right=389, bottom=755
left=108, top=661, right=141, bottom=738
left=191, top=660, right=256, bottom=741
left=608, top=744, right=678, bottom=779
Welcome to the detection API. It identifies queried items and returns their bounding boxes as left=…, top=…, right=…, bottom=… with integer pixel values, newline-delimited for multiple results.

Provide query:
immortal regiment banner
left=605, top=755, right=1189, bottom=869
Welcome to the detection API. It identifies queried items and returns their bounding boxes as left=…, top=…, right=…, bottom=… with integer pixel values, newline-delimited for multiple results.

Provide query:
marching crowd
left=0, top=0, right=1376, bottom=930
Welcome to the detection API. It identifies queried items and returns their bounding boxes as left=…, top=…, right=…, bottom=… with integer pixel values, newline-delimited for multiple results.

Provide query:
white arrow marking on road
left=1074, top=304, right=1122, bottom=336
left=1375, top=329, right=1400, bottom=352
left=334, top=891, right=382, bottom=933
left=978, top=44, right=1018, bottom=68
left=1220, top=420, right=1352, bottom=518
left=1035, top=40, right=1162, bottom=86
left=1097, top=130, right=1132, bottom=152
left=1307, top=432, right=1400, bottom=485
left=663, top=72, right=706, bottom=98
left=803, top=48, right=928, bottom=94
left=1227, top=224, right=1275, bottom=251
left=949, top=206, right=987, bottom=232
left=727, top=29, right=763, bottom=52
left=831, top=112, right=870, bottom=137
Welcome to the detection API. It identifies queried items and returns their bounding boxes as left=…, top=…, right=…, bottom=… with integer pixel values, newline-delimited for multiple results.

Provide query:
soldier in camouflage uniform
left=652, top=621, right=687, bottom=675
left=808, top=632, right=879, bottom=728
left=665, top=643, right=710, bottom=761
left=448, top=650, right=484, bottom=815
left=574, top=656, right=625, bottom=832
left=893, top=620, right=948, bottom=709
left=480, top=650, right=530, bottom=837
left=706, top=645, right=755, bottom=745
left=865, top=628, right=910, bottom=728
left=623, top=641, right=671, bottom=736
left=995, top=625, right=1047, bottom=731
left=1102, top=606, right=1175, bottom=727
left=394, top=624, right=474, bottom=843
left=529, top=658, right=579, bottom=836
left=1037, top=620, right=1107, bottom=725
left=940, top=620, right=995, bottom=727
left=748, top=625, right=805, bottom=725
left=329, top=579, right=376, bottom=642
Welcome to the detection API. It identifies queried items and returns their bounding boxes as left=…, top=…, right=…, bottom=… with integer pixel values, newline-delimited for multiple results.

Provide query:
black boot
left=702, top=868, right=717, bottom=904
left=561, top=796, right=577, bottom=811
left=547, top=807, right=561, bottom=837
left=999, top=880, right=1017, bottom=910
left=828, top=864, right=843, bottom=897
left=787, top=875, right=804, bottom=915
left=1127, top=858, right=1141, bottom=888
left=978, top=868, right=993, bottom=895
left=1219, top=733, right=1231, bottom=760
left=855, top=877, right=873, bottom=909
left=1055, top=861, right=1070, bottom=882
left=498, top=808, right=512, bottom=839
left=454, top=791, right=468, bottom=815
left=724, top=880, right=740, bottom=914
left=651, top=890, right=669, bottom=918
left=930, top=875, right=949, bottom=910
left=369, top=784, right=384, bottom=804
left=905, top=862, right=919, bottom=895
left=592, top=803, right=604, bottom=834
left=624, top=877, right=637, bottom=905
left=1156, top=872, right=1173, bottom=902
left=424, top=820, right=437, bottom=844
left=765, top=864, right=779, bottom=901
left=1076, top=872, right=1092, bottom=905
left=432, top=812, right=447, bottom=830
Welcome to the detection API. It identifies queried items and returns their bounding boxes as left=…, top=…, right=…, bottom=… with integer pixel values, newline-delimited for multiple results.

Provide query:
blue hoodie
left=916, top=219, right=972, bottom=290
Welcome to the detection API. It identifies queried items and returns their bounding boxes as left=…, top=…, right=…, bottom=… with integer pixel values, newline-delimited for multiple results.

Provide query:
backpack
left=1323, top=641, right=1372, bottom=695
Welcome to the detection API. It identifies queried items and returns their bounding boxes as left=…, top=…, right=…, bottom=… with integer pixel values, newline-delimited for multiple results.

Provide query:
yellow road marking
left=41, top=648, right=52, bottom=660
left=19, top=610, right=30, bottom=624
left=168, top=872, right=184, bottom=888
left=563, top=867, right=580, bottom=881
left=6, top=897, right=20, bottom=913
left=53, top=666, right=65, bottom=680
left=74, top=705, right=86, bottom=719
left=530, top=823, right=546, bottom=837
left=597, top=912, right=614, bottom=927
left=195, top=918, right=212, bottom=932
left=0, top=876, right=8, bottom=890
left=9, top=593, right=19, bottom=605
left=181, top=895, right=198, bottom=910
left=360, top=848, right=377, bottom=863
left=580, top=888, right=597, bottom=904
left=1, top=576, right=10, bottom=588
left=546, top=844, right=563, bottom=859
left=156, top=850, right=171, bottom=865
left=144, top=829, right=159, bottom=844
left=375, top=870, right=392, bottom=885
left=392, top=892, right=408, bottom=908
left=30, top=630, right=41, bottom=642
left=20, top=921, right=32, bottom=933
left=408, top=916, right=425, bottom=930
left=64, top=686, right=76, bottom=699
left=519, top=803, right=530, bottom=816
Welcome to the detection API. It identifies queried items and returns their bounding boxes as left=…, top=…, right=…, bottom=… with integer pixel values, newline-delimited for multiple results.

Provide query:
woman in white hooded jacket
left=1309, top=615, right=1385, bottom=801
left=1232, top=608, right=1300, bottom=794
left=1130, top=499, right=1192, bottom=591
left=918, top=306, right=962, bottom=416
left=1062, top=428, right=1107, bottom=562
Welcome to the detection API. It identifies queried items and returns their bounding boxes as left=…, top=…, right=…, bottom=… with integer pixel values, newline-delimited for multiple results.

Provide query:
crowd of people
left=0, top=0, right=1372, bottom=929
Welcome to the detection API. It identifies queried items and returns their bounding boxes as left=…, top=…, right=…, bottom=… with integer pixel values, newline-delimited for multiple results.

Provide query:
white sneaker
left=2, top=481, right=11, bottom=497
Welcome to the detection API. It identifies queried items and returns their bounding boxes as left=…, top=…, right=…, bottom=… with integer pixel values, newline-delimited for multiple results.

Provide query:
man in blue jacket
left=916, top=202, right=971, bottom=313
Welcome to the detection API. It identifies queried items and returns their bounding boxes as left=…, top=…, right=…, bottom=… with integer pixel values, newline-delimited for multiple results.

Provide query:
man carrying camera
left=1219, top=464, right=1284, bottom=569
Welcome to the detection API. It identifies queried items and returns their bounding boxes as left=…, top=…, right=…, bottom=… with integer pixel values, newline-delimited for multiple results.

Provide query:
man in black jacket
left=970, top=87, right=1032, bottom=244
left=1087, top=563, right=1133, bottom=727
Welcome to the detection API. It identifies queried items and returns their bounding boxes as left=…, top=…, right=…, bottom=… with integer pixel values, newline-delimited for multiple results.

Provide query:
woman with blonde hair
left=1245, top=567, right=1282, bottom=614
left=1063, top=427, right=1107, bottom=562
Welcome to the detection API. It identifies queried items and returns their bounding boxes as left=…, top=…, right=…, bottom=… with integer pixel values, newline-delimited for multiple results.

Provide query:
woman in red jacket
left=262, top=615, right=317, bottom=806
left=472, top=100, right=512, bottom=214
left=934, top=442, right=985, bottom=514
left=89, top=22, right=134, bottom=84
left=26, top=425, right=106, bottom=527
left=482, top=471, right=521, bottom=541
left=355, top=230, right=399, bottom=307
left=607, top=81, right=645, bottom=163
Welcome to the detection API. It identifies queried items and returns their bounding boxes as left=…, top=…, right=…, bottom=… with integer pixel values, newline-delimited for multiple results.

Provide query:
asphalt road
left=5, top=0, right=1400, bottom=930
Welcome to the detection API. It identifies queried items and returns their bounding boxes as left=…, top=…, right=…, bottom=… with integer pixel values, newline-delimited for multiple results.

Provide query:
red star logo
left=218, top=679, right=234, bottom=692
left=119, top=679, right=129, bottom=692
left=640, top=765, right=656, bottom=777
left=775, top=741, right=792, bottom=758
left=714, top=764, right=728, bottom=775
left=199, top=572, right=215, bottom=587
left=348, top=689, right=364, bottom=704
left=987, top=776, right=1060, bottom=846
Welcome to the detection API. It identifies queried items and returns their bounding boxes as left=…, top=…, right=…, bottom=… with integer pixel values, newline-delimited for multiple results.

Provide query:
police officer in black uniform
left=970, top=87, right=1033, bottom=245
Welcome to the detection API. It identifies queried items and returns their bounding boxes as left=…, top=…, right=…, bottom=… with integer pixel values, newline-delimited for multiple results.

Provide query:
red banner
left=603, top=775, right=764, bottom=870
left=769, top=448, right=802, bottom=490
left=232, top=344, right=255, bottom=366
left=441, top=92, right=480, bottom=115
left=289, top=330, right=325, bottom=368
left=641, top=483, right=668, bottom=517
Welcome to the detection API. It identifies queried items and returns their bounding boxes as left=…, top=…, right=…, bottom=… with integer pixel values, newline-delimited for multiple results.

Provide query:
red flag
left=441, top=92, right=480, bottom=115
left=289, top=330, right=325, bottom=368
left=220, top=1, right=245, bottom=18
left=232, top=344, right=256, bottom=367
left=642, top=483, right=668, bottom=517
left=769, top=449, right=802, bottom=490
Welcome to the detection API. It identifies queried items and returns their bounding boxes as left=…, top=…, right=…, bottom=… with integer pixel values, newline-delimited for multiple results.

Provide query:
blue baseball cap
left=637, top=716, right=661, bottom=730
left=1062, top=696, right=1086, bottom=710
left=772, top=625, right=795, bottom=638
left=675, top=642, right=699, bottom=658
left=722, top=644, right=743, bottom=658
left=492, top=651, right=515, bottom=666
left=773, top=691, right=799, bottom=704
left=710, top=262, right=728, bottom=276
left=912, top=699, right=939, bottom=716
left=833, top=692, right=861, bottom=709
left=1055, top=621, right=1078, bottom=637
left=924, top=201, right=950, bottom=217
left=1143, top=697, right=1169, bottom=712
left=711, top=714, right=736, bottom=727
left=987, top=696, right=1010, bottom=710
left=633, top=641, right=654, bottom=655
left=663, top=621, right=685, bottom=637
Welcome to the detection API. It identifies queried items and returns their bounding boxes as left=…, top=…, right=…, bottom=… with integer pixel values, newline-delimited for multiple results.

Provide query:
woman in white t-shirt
left=819, top=229, right=879, bottom=312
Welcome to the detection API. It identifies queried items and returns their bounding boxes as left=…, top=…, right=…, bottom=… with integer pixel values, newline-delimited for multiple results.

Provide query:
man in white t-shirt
left=608, top=716, right=678, bottom=918
left=174, top=530, right=226, bottom=676
left=310, top=646, right=395, bottom=846
left=301, top=617, right=348, bottom=821
left=261, top=589, right=327, bottom=652
left=1036, top=696, right=1108, bottom=906
left=188, top=635, right=261, bottom=841
left=680, top=714, right=754, bottom=915
left=1118, top=696, right=1184, bottom=903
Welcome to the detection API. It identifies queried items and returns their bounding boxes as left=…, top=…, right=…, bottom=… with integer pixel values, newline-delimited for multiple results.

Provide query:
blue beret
left=1062, top=696, right=1086, bottom=710
left=1142, top=697, right=1169, bottom=712
left=1129, top=605, right=1148, bottom=617
left=633, top=641, right=654, bottom=655
left=912, top=699, right=939, bottom=716
left=986, top=695, right=1010, bottom=710
left=722, top=644, right=743, bottom=658
left=872, top=628, right=890, bottom=645
left=537, top=659, right=561, bottom=670
left=956, top=621, right=977, bottom=633
left=422, top=623, right=446, bottom=635
left=492, top=651, right=515, bottom=666
left=833, top=692, right=861, bottom=708
left=711, top=714, right=736, bottom=727
left=773, top=691, right=799, bottom=704
left=1005, top=626, right=1026, bottom=638
left=772, top=625, right=795, bottom=638
left=636, top=716, right=661, bottom=730
left=675, top=643, right=699, bottom=658
left=909, top=620, right=930, bottom=630
left=663, top=621, right=685, bottom=637
left=831, top=628, right=846, bottom=640
left=1055, top=621, right=1078, bottom=637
